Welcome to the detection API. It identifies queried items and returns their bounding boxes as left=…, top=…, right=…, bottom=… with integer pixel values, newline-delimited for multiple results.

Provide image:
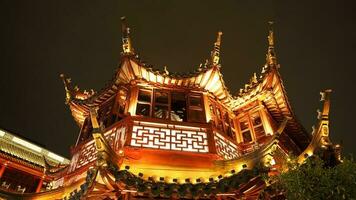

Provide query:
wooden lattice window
left=208, top=99, right=237, bottom=140
left=188, top=94, right=205, bottom=123
left=171, top=92, right=187, bottom=122
left=237, top=110, right=266, bottom=143
left=153, top=91, right=169, bottom=119
left=136, top=88, right=205, bottom=123
left=239, top=117, right=253, bottom=143
left=136, top=89, right=152, bottom=117
left=251, top=111, right=265, bottom=139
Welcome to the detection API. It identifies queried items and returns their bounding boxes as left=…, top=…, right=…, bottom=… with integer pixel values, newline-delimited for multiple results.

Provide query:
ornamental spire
left=266, top=21, right=277, bottom=66
left=60, top=74, right=72, bottom=104
left=121, top=16, right=134, bottom=55
left=211, top=31, right=223, bottom=66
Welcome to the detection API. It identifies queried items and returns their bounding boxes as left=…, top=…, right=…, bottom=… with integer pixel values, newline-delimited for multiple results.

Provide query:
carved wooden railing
left=129, top=117, right=211, bottom=153
left=67, top=117, right=132, bottom=172
left=69, top=116, right=253, bottom=172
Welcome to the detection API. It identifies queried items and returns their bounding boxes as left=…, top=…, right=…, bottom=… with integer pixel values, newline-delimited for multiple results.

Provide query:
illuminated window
left=237, top=111, right=266, bottom=143
left=171, top=92, right=187, bottom=122
left=136, top=89, right=152, bottom=117
left=239, top=117, right=252, bottom=143
left=251, top=112, right=265, bottom=139
left=136, top=88, right=203, bottom=123
left=154, top=91, right=169, bottom=119
left=208, top=100, right=237, bottom=139
left=188, top=94, right=205, bottom=123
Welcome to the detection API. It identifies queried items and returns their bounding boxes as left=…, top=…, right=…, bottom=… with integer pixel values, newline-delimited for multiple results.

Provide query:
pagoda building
left=0, top=18, right=340, bottom=199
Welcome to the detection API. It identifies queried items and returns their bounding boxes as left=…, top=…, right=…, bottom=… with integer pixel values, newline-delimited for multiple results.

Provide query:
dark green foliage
left=177, top=184, right=188, bottom=198
left=271, top=156, right=356, bottom=200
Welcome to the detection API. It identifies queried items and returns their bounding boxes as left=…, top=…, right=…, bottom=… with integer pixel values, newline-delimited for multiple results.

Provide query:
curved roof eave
left=67, top=56, right=236, bottom=126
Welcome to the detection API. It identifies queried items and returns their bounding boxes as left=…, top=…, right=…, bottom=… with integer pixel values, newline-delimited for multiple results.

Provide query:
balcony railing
left=69, top=116, right=247, bottom=171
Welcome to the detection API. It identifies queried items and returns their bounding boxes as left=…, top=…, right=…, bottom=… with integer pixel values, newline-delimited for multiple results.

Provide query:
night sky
left=0, top=0, right=355, bottom=157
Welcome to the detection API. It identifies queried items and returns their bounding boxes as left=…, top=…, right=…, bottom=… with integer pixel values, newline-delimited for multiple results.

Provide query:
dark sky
left=0, top=0, right=355, bottom=157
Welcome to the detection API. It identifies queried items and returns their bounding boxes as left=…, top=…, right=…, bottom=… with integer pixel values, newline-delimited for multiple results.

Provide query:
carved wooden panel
left=130, top=121, right=209, bottom=153
left=214, top=132, right=239, bottom=160
left=75, top=140, right=96, bottom=169
left=73, top=126, right=127, bottom=170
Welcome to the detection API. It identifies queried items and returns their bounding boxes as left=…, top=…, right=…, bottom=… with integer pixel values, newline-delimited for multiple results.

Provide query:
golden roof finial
left=211, top=31, right=223, bottom=66
left=60, top=74, right=72, bottom=104
left=268, top=21, right=274, bottom=46
left=266, top=21, right=277, bottom=66
left=121, top=16, right=134, bottom=55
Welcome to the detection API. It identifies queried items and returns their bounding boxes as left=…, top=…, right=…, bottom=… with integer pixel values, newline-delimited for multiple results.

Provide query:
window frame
left=236, top=109, right=267, bottom=144
left=153, top=89, right=170, bottom=120
left=170, top=91, right=188, bottom=122
left=136, top=88, right=153, bottom=117
left=208, top=99, right=237, bottom=140
left=135, top=88, right=206, bottom=123
left=187, top=93, right=206, bottom=123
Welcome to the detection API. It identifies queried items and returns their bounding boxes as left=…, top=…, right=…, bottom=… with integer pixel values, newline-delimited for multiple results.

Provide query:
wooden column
left=0, top=163, right=7, bottom=178
left=207, top=123, right=217, bottom=154
left=127, top=86, right=138, bottom=116
left=35, top=178, right=43, bottom=193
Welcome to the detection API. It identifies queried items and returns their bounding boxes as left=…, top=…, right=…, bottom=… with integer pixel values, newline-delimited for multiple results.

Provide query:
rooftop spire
left=60, top=74, right=72, bottom=104
left=211, top=31, right=223, bottom=66
left=266, top=21, right=277, bottom=66
left=121, top=16, right=134, bottom=55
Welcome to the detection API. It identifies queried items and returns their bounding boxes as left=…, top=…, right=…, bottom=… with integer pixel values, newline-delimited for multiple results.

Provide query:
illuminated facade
left=0, top=129, right=69, bottom=196
left=0, top=18, right=340, bottom=199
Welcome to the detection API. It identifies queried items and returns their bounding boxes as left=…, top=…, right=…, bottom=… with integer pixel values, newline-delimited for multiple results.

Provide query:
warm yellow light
left=205, top=72, right=220, bottom=91
left=0, top=129, right=5, bottom=137
left=48, top=152, right=65, bottom=163
left=200, top=69, right=213, bottom=86
left=118, top=149, right=124, bottom=156
left=12, top=136, right=42, bottom=152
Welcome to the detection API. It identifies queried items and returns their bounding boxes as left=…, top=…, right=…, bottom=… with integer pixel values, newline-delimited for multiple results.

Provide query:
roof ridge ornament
left=266, top=21, right=277, bottom=67
left=211, top=31, right=223, bottom=66
left=60, top=74, right=72, bottom=104
left=163, top=66, right=169, bottom=76
left=320, top=89, right=332, bottom=120
left=250, top=72, right=258, bottom=85
left=121, top=16, right=135, bottom=55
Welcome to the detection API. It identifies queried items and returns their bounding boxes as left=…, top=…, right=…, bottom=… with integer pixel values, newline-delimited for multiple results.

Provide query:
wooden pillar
left=127, top=86, right=138, bottom=116
left=0, top=163, right=7, bottom=178
left=35, top=178, right=43, bottom=193
left=207, top=123, right=217, bottom=154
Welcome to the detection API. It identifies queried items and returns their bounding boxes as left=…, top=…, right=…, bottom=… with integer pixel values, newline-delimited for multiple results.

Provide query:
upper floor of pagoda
left=61, top=18, right=311, bottom=152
